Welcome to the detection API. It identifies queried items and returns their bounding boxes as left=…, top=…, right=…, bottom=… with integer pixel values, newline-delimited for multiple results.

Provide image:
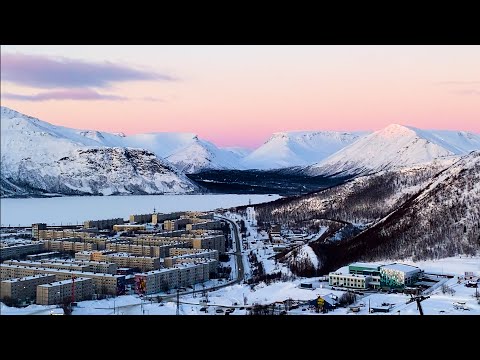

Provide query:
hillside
left=254, top=152, right=480, bottom=272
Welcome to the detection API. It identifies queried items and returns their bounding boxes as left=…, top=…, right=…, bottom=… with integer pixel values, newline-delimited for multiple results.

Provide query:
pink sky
left=1, top=45, right=479, bottom=148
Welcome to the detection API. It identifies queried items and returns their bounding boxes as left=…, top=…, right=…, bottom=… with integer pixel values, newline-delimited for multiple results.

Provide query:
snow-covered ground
left=0, top=194, right=281, bottom=226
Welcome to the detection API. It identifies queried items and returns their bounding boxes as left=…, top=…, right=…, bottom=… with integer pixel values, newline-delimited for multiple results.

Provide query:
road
left=100, top=215, right=245, bottom=313
left=216, top=215, right=245, bottom=284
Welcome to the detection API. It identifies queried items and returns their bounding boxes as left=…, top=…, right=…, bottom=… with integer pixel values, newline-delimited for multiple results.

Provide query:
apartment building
left=163, top=218, right=191, bottom=231
left=172, top=258, right=218, bottom=274
left=111, top=240, right=190, bottom=258
left=42, top=239, right=97, bottom=252
left=134, top=261, right=211, bottom=295
left=189, top=234, right=226, bottom=253
left=84, top=218, right=124, bottom=230
left=37, top=229, right=97, bottom=240
left=4, top=260, right=91, bottom=273
left=151, top=212, right=186, bottom=225
left=113, top=224, right=146, bottom=232
left=186, top=220, right=222, bottom=231
left=26, top=252, right=60, bottom=261
left=0, top=264, right=125, bottom=296
left=43, top=259, right=117, bottom=274
left=36, top=277, right=94, bottom=305
left=1, top=274, right=56, bottom=303
left=32, top=223, right=47, bottom=239
left=74, top=250, right=116, bottom=262
left=106, top=243, right=153, bottom=256
left=100, top=253, right=161, bottom=272
left=164, top=249, right=219, bottom=267
left=168, top=247, right=219, bottom=258
left=129, top=214, right=152, bottom=224
left=0, top=242, right=44, bottom=260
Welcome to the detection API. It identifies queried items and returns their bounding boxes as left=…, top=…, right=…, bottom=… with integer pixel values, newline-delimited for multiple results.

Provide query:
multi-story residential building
left=0, top=264, right=125, bottom=296
left=164, top=249, right=219, bottom=267
left=186, top=220, right=222, bottom=231
left=37, top=229, right=97, bottom=240
left=32, top=223, right=47, bottom=239
left=134, top=260, right=212, bottom=295
left=129, top=214, right=152, bottom=224
left=163, top=218, right=191, bottom=231
left=112, top=224, right=146, bottom=232
left=108, top=240, right=190, bottom=258
left=36, top=277, right=94, bottom=305
left=42, top=239, right=97, bottom=252
left=151, top=212, right=186, bottom=225
left=168, top=248, right=218, bottom=258
left=0, top=242, right=44, bottom=260
left=100, top=253, right=160, bottom=272
left=84, top=218, right=124, bottom=230
left=172, top=258, right=218, bottom=274
left=1, top=274, right=56, bottom=303
left=188, top=234, right=226, bottom=253
left=26, top=252, right=60, bottom=261
left=43, top=259, right=118, bottom=274
left=4, top=260, right=91, bottom=273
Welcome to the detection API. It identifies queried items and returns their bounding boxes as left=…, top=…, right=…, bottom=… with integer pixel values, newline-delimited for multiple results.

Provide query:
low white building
left=328, top=272, right=371, bottom=289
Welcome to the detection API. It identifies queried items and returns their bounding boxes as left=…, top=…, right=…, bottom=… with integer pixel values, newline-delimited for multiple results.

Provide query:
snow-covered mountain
left=241, top=131, right=369, bottom=170
left=165, top=139, right=246, bottom=173
left=304, top=124, right=480, bottom=176
left=0, top=107, right=197, bottom=196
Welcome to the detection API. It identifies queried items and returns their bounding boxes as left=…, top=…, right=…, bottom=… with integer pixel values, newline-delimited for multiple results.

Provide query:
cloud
left=1, top=53, right=175, bottom=88
left=2, top=89, right=127, bottom=101
left=451, top=89, right=480, bottom=96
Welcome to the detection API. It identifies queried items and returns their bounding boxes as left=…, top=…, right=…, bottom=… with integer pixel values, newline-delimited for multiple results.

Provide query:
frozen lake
left=0, top=194, right=281, bottom=227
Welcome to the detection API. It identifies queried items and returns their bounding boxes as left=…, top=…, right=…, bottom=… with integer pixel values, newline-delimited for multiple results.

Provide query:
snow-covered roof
left=349, top=262, right=382, bottom=269
left=381, top=263, right=421, bottom=274
left=39, top=277, right=91, bottom=287
left=329, top=272, right=369, bottom=279
left=2, top=274, right=54, bottom=283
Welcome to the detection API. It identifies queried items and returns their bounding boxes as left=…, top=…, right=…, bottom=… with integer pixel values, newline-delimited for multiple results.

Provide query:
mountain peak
left=379, top=124, right=418, bottom=138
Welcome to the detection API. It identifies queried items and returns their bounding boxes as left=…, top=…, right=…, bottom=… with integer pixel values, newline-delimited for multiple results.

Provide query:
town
left=1, top=207, right=479, bottom=315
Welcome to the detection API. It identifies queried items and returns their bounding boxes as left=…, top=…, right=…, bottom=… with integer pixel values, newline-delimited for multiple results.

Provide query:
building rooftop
left=349, top=262, right=382, bottom=269
left=2, top=274, right=54, bottom=283
left=106, top=252, right=157, bottom=259
left=381, top=263, right=421, bottom=273
left=38, top=277, right=91, bottom=287
left=0, top=263, right=124, bottom=278
left=329, top=272, right=369, bottom=278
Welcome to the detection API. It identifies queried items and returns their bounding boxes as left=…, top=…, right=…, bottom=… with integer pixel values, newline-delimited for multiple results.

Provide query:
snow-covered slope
left=0, top=107, right=197, bottom=196
left=241, top=131, right=369, bottom=170
left=122, top=133, right=199, bottom=158
left=304, top=124, right=480, bottom=176
left=166, top=139, right=245, bottom=173
left=223, top=146, right=253, bottom=157
left=255, top=151, right=480, bottom=269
